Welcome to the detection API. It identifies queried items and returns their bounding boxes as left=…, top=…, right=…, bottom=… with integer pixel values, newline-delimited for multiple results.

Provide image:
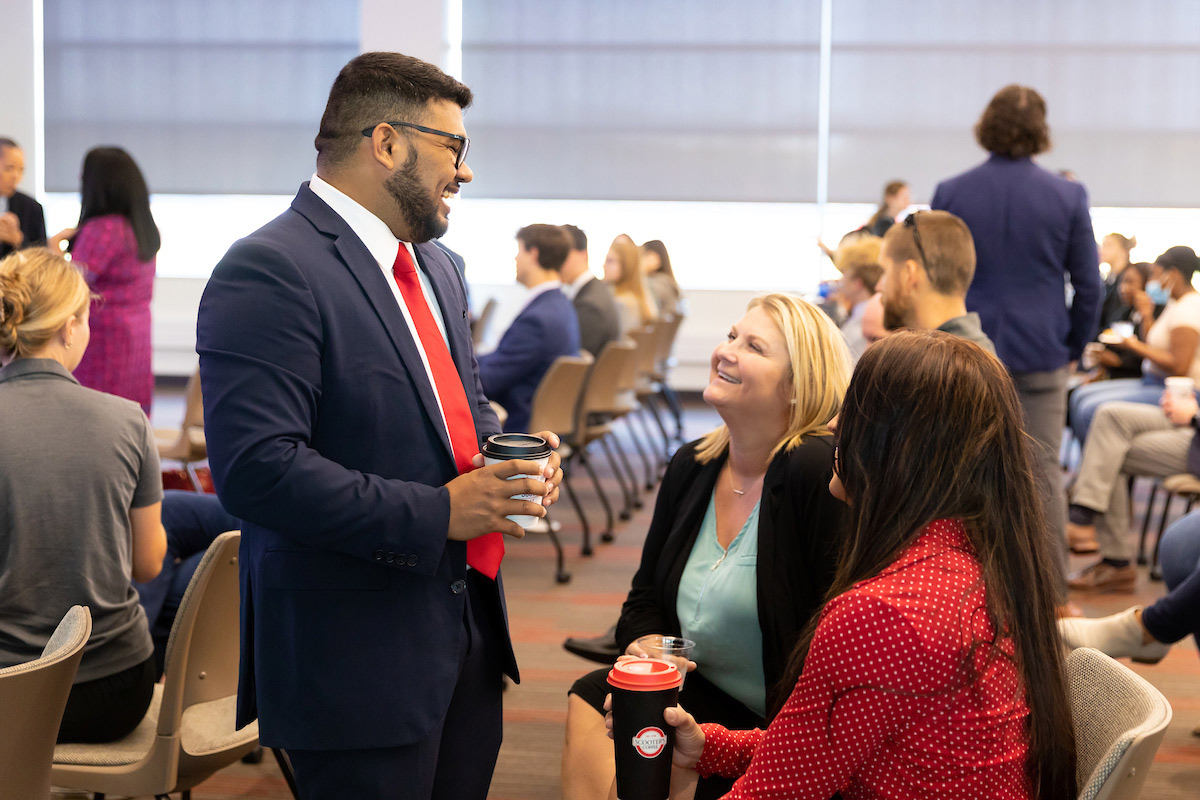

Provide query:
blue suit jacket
left=478, top=288, right=580, bottom=433
left=932, top=155, right=1102, bottom=372
left=196, top=184, right=513, bottom=750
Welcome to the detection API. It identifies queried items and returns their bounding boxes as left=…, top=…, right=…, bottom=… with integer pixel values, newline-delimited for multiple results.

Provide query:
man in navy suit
left=478, top=224, right=580, bottom=432
left=196, top=52, right=563, bottom=799
left=932, top=84, right=1102, bottom=599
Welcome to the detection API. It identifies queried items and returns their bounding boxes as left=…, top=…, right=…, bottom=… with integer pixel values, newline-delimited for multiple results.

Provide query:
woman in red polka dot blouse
left=608, top=331, right=1077, bottom=799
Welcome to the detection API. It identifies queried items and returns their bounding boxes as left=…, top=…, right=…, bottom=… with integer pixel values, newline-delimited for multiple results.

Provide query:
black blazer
left=616, top=435, right=844, bottom=719
left=0, top=190, right=47, bottom=258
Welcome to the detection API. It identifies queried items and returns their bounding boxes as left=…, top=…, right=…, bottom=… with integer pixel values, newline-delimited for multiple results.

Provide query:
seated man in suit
left=560, top=223, right=620, bottom=357
left=479, top=224, right=581, bottom=433
left=0, top=138, right=47, bottom=258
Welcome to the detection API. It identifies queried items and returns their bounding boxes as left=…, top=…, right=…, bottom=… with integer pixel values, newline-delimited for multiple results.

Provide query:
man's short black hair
left=0, top=138, right=19, bottom=155
left=315, top=52, right=473, bottom=169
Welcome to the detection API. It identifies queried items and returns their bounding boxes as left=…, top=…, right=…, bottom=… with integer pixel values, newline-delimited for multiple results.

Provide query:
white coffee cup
left=1165, top=376, right=1195, bottom=401
left=481, top=433, right=552, bottom=528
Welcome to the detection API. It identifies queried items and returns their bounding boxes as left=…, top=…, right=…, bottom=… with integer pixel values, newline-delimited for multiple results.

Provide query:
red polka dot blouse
left=695, top=519, right=1031, bottom=799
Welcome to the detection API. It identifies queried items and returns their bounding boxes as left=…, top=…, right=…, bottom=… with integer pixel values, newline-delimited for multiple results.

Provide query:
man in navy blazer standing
left=932, top=84, right=1102, bottom=599
left=479, top=224, right=580, bottom=432
left=196, top=52, right=563, bottom=799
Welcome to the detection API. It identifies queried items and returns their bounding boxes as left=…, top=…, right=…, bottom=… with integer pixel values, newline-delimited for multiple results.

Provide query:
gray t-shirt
left=937, top=312, right=998, bottom=356
left=0, top=358, right=161, bottom=681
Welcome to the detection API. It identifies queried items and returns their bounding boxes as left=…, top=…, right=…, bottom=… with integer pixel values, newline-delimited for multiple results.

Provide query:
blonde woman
left=604, top=234, right=658, bottom=334
left=0, top=247, right=166, bottom=742
left=562, top=294, right=852, bottom=800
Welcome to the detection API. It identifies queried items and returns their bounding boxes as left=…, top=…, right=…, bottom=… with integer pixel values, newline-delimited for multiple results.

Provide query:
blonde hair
left=609, top=236, right=658, bottom=325
left=695, top=293, right=852, bottom=464
left=0, top=248, right=92, bottom=361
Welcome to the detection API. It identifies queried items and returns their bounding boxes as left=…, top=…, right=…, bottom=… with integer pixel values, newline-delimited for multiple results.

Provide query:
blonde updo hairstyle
left=0, top=248, right=92, bottom=361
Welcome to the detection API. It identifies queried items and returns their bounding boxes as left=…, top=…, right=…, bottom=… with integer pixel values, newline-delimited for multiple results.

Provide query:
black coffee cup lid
left=481, top=433, right=551, bottom=459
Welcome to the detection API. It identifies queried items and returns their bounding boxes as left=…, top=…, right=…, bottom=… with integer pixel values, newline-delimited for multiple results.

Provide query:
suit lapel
left=292, top=187, right=455, bottom=464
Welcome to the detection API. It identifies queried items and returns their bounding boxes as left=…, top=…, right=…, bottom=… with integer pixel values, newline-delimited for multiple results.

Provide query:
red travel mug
left=608, top=658, right=683, bottom=800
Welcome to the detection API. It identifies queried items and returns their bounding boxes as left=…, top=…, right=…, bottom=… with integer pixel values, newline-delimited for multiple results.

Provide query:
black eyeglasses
left=903, top=211, right=928, bottom=267
left=361, top=121, right=470, bottom=169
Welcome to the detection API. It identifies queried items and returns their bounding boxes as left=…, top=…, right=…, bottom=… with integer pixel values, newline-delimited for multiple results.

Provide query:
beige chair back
left=1068, top=646, right=1171, bottom=800
left=53, top=531, right=257, bottom=797
left=574, top=340, right=637, bottom=440
left=0, top=605, right=90, bottom=799
left=528, top=352, right=593, bottom=439
left=652, top=313, right=684, bottom=379
left=157, top=367, right=207, bottom=464
left=627, top=324, right=660, bottom=393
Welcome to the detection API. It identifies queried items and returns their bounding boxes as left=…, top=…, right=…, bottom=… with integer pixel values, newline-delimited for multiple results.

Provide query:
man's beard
left=881, top=291, right=912, bottom=331
left=385, top=148, right=447, bottom=243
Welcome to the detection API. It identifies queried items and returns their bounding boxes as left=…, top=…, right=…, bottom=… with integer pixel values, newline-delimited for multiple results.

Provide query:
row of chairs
left=0, top=532, right=267, bottom=799
left=527, top=314, right=686, bottom=583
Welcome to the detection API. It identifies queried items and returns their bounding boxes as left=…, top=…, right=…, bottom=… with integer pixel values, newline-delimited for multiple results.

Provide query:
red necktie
left=392, top=243, right=504, bottom=579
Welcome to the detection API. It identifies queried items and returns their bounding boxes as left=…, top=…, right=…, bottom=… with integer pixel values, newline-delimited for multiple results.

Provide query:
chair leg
left=1138, top=483, right=1159, bottom=566
left=643, top=397, right=673, bottom=463
left=624, top=414, right=656, bottom=491
left=600, top=436, right=636, bottom=520
left=273, top=747, right=301, bottom=799
left=580, top=447, right=614, bottom=549
left=544, top=510, right=571, bottom=584
left=1151, top=492, right=1174, bottom=582
left=561, top=458, right=592, bottom=556
left=610, top=432, right=644, bottom=511
left=660, top=384, right=685, bottom=443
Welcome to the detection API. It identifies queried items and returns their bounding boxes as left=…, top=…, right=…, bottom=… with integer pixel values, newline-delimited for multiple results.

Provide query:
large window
left=460, top=0, right=822, bottom=201
left=43, top=0, right=360, bottom=194
left=462, top=0, right=1200, bottom=208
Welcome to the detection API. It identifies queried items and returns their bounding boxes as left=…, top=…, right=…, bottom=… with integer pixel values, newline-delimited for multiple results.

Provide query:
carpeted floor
left=144, top=392, right=1198, bottom=799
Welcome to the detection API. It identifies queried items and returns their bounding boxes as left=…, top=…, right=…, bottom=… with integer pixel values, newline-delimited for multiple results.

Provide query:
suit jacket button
left=373, top=550, right=384, bottom=561
left=407, top=554, right=418, bottom=567
left=385, top=552, right=395, bottom=564
left=451, top=579, right=466, bottom=594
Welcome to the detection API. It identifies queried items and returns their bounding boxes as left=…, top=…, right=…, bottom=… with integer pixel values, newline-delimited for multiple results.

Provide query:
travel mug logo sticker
left=632, top=727, right=668, bottom=758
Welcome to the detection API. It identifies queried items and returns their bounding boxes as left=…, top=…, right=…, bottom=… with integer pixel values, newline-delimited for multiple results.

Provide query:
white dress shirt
left=562, top=271, right=596, bottom=301
left=308, top=173, right=456, bottom=439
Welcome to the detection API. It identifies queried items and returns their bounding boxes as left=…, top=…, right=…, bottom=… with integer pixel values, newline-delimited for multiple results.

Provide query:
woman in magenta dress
left=54, top=147, right=160, bottom=414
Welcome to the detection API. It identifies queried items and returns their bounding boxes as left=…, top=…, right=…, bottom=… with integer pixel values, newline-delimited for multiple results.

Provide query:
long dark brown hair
left=777, top=330, right=1076, bottom=798
left=72, top=147, right=160, bottom=261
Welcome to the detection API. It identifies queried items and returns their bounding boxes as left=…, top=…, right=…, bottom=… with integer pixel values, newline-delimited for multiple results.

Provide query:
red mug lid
left=607, top=657, right=682, bottom=691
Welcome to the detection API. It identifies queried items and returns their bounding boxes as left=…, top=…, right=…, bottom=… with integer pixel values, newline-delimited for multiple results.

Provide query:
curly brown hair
left=974, top=84, right=1051, bottom=159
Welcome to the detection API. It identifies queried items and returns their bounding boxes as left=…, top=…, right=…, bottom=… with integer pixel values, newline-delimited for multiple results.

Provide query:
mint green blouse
left=675, top=493, right=765, bottom=718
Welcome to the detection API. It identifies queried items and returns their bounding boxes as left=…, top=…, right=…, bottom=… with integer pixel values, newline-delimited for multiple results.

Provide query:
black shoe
left=563, top=624, right=620, bottom=664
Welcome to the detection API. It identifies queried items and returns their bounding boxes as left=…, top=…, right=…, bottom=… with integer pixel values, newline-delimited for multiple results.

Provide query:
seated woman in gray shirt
left=0, top=247, right=167, bottom=743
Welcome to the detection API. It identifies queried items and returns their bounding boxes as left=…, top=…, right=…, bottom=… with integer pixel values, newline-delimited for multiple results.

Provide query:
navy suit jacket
left=932, top=155, right=1102, bottom=372
left=478, top=288, right=580, bottom=433
left=196, top=183, right=514, bottom=751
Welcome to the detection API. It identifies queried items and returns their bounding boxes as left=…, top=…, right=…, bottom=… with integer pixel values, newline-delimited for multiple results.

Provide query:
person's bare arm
left=130, top=502, right=168, bottom=583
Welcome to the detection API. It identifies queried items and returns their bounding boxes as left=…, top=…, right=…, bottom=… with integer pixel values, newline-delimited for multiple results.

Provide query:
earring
left=65, top=342, right=72, bottom=350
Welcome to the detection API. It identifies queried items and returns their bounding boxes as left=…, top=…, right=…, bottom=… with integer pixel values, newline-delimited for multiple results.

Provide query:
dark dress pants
left=286, top=570, right=505, bottom=800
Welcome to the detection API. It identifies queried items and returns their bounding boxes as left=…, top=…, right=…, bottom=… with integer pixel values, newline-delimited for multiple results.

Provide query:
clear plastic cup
left=635, top=634, right=695, bottom=688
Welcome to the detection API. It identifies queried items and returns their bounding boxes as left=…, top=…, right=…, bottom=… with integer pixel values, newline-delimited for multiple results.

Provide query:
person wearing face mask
left=561, top=294, right=850, bottom=800
left=196, top=52, right=566, bottom=798
left=1066, top=247, right=1200, bottom=453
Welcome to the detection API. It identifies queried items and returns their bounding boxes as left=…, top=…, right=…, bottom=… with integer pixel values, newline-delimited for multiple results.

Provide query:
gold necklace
left=727, top=468, right=761, bottom=496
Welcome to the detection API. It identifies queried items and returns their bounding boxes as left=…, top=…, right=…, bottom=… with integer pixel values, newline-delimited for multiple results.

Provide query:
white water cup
left=481, top=433, right=552, bottom=528
left=1165, top=376, right=1195, bottom=401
